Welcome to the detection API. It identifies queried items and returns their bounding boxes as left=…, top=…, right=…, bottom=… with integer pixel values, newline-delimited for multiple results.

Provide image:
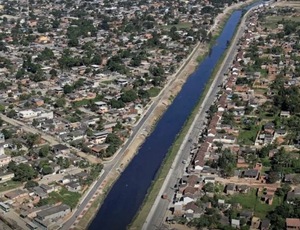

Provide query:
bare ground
left=274, top=1, right=300, bottom=8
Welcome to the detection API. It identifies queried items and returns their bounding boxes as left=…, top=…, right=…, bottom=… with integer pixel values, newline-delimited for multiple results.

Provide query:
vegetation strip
left=78, top=38, right=202, bottom=229
left=129, top=2, right=257, bottom=227
left=130, top=26, right=232, bottom=230
left=77, top=1, right=257, bottom=229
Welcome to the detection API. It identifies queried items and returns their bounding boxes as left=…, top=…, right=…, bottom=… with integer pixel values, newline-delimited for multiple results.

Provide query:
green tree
left=110, top=99, right=125, bottom=108
left=49, top=69, right=57, bottom=77
left=130, top=55, right=142, bottom=67
left=57, top=157, right=70, bottom=169
left=105, top=133, right=122, bottom=146
left=218, top=149, right=236, bottom=177
left=276, top=183, right=291, bottom=197
left=32, top=119, right=40, bottom=127
left=24, top=180, right=38, bottom=189
left=7, top=161, right=17, bottom=172
left=120, top=90, right=138, bottom=103
left=25, top=133, right=40, bottom=149
left=39, top=145, right=50, bottom=157
left=0, top=104, right=5, bottom=113
left=105, top=133, right=123, bottom=157
left=37, top=198, right=52, bottom=207
left=42, top=165, right=53, bottom=175
left=68, top=37, right=79, bottom=47
left=2, top=128, right=13, bottom=139
left=6, top=109, right=17, bottom=118
left=268, top=171, right=280, bottom=183
left=37, top=47, right=54, bottom=61
left=203, top=182, right=214, bottom=193
left=55, top=97, right=66, bottom=108
left=13, top=163, right=38, bottom=182
left=52, top=19, right=60, bottom=29
left=63, top=84, right=74, bottom=94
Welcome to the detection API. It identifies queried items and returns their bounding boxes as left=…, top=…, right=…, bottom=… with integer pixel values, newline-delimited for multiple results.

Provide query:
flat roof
left=37, top=204, right=70, bottom=219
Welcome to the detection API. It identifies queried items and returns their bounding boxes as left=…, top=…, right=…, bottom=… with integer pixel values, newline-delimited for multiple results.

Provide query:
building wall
left=0, top=155, right=11, bottom=167
left=19, top=110, right=38, bottom=118
left=37, top=205, right=71, bottom=221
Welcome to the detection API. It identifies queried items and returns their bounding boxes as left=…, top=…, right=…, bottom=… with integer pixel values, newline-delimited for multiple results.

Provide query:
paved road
left=0, top=19, right=231, bottom=230
left=4, top=210, right=29, bottom=230
left=61, top=41, right=203, bottom=229
left=0, top=115, right=59, bottom=145
left=0, top=50, right=198, bottom=229
left=0, top=114, right=100, bottom=164
left=143, top=4, right=261, bottom=230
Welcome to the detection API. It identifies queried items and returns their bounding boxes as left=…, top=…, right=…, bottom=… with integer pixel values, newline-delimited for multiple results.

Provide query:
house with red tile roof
left=286, top=218, right=300, bottom=230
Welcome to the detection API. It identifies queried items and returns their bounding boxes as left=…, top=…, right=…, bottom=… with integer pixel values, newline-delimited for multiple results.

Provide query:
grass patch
left=267, top=16, right=300, bottom=22
left=0, top=180, right=22, bottom=193
left=238, top=125, right=261, bottom=145
left=47, top=187, right=81, bottom=209
left=101, top=80, right=114, bottom=85
left=262, top=15, right=300, bottom=29
left=147, top=87, right=161, bottom=97
left=230, top=189, right=281, bottom=218
left=254, top=88, right=268, bottom=94
left=196, top=53, right=208, bottom=63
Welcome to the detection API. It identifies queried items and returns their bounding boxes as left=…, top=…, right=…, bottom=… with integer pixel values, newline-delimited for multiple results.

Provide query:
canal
left=89, top=2, right=262, bottom=229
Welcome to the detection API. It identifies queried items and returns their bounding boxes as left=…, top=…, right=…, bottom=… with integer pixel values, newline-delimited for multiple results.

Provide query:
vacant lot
left=230, top=189, right=281, bottom=218
left=0, top=180, right=22, bottom=193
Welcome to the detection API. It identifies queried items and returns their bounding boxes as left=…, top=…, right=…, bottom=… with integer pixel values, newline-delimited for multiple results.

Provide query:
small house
left=65, top=181, right=82, bottom=192
left=243, top=169, right=259, bottom=179
left=286, top=218, right=300, bottom=230
left=225, top=183, right=236, bottom=195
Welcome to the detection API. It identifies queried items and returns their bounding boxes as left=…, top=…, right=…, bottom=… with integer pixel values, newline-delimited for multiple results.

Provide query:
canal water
left=90, top=2, right=262, bottom=229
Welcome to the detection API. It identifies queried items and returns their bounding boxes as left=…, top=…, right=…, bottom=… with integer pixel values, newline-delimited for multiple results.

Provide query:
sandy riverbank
left=73, top=0, right=257, bottom=229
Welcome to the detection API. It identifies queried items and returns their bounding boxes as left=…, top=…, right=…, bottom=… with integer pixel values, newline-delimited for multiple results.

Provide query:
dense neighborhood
left=163, top=2, right=300, bottom=230
left=0, top=0, right=249, bottom=229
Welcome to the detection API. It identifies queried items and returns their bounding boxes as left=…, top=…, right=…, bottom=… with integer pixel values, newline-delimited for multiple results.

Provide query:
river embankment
left=74, top=0, right=258, bottom=229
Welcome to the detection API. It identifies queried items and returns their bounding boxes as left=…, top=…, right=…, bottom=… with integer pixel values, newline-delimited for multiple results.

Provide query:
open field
left=238, top=125, right=261, bottom=145
left=263, top=1, right=300, bottom=28
left=230, top=189, right=282, bottom=218
left=45, top=188, right=81, bottom=209
left=274, top=0, right=300, bottom=9
left=262, top=15, right=300, bottom=29
left=0, top=181, right=22, bottom=193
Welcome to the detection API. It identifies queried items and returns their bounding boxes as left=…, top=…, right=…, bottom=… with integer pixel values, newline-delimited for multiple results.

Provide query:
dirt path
left=273, top=1, right=300, bottom=8
left=215, top=177, right=281, bottom=189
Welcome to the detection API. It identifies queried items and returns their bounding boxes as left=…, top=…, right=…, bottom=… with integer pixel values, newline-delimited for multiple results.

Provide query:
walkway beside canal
left=142, top=2, right=265, bottom=229
left=89, top=1, right=264, bottom=230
